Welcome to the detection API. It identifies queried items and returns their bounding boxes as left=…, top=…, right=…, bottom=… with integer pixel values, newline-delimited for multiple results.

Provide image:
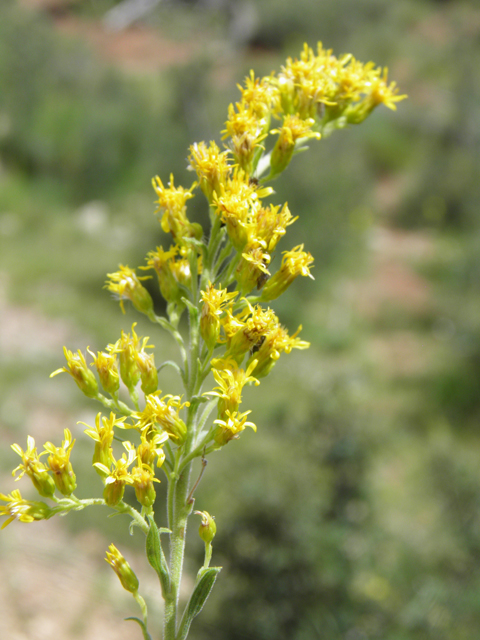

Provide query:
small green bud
left=195, top=511, right=216, bottom=544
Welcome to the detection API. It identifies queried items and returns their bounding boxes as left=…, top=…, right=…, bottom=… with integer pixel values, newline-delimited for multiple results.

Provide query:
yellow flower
left=142, top=244, right=200, bottom=306
left=225, top=302, right=278, bottom=363
left=82, top=412, right=127, bottom=476
left=272, top=42, right=406, bottom=127
left=0, top=490, right=52, bottom=529
left=188, top=141, right=231, bottom=202
left=246, top=323, right=310, bottom=378
left=11, top=436, right=56, bottom=498
left=213, top=409, right=257, bottom=446
left=261, top=244, right=314, bottom=301
left=238, top=70, right=278, bottom=119
left=133, top=392, right=190, bottom=444
left=105, top=264, right=153, bottom=316
left=105, top=544, right=139, bottom=594
left=367, top=68, right=407, bottom=111
left=135, top=340, right=158, bottom=396
left=212, top=168, right=273, bottom=251
left=270, top=115, right=321, bottom=176
left=137, top=431, right=168, bottom=468
left=50, top=346, right=99, bottom=398
left=274, top=42, right=337, bottom=119
left=200, top=283, right=238, bottom=349
left=152, top=174, right=201, bottom=243
left=252, top=202, right=297, bottom=253
left=43, top=428, right=77, bottom=496
left=107, top=324, right=142, bottom=391
left=208, top=359, right=259, bottom=419
left=222, top=101, right=268, bottom=175
left=87, top=348, right=120, bottom=397
left=131, top=461, right=160, bottom=508
left=236, top=239, right=271, bottom=295
left=94, top=442, right=136, bottom=507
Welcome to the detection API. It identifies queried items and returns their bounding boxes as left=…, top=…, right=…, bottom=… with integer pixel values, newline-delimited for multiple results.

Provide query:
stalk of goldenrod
left=1, top=42, right=405, bottom=640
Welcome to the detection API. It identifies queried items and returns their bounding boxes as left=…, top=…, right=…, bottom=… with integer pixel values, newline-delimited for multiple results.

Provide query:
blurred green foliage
left=1, top=0, right=480, bottom=638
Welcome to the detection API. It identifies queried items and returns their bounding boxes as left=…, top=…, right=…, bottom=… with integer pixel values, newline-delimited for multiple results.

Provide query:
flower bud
left=105, top=544, right=139, bottom=594
left=51, top=347, right=99, bottom=399
left=195, top=511, right=216, bottom=543
left=136, top=350, right=158, bottom=396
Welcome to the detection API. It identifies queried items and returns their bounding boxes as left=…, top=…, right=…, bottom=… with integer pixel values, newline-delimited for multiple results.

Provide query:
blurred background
left=1, top=0, right=480, bottom=638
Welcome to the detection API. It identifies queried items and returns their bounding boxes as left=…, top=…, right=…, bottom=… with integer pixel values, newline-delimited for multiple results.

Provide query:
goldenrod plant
left=1, top=43, right=405, bottom=640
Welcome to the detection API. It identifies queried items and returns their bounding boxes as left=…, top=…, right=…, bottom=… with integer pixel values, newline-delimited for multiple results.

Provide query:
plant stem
left=164, top=459, right=193, bottom=640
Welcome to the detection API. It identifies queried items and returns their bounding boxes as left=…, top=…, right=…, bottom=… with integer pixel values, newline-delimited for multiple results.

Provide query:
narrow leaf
left=176, top=566, right=222, bottom=640
left=145, top=515, right=170, bottom=596
left=125, top=617, right=152, bottom=640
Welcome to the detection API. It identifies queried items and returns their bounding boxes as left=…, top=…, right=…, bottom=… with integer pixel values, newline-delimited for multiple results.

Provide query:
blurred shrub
left=0, top=2, right=189, bottom=203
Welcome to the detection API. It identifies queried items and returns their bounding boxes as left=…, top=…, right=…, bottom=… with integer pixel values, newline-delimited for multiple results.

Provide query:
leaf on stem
left=176, top=566, right=222, bottom=640
left=125, top=617, right=152, bottom=640
left=146, top=515, right=171, bottom=597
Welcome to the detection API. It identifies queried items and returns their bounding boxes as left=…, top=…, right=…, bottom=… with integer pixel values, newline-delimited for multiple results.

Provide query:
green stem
left=96, top=393, right=134, bottom=416
left=164, top=460, right=194, bottom=640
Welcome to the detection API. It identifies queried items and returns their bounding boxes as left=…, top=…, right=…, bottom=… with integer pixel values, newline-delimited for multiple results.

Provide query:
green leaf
left=145, top=515, right=170, bottom=597
left=157, top=360, right=184, bottom=378
left=176, top=566, right=222, bottom=640
left=125, top=617, right=152, bottom=640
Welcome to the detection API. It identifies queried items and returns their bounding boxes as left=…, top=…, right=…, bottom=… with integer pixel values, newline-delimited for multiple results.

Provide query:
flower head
left=105, top=265, right=153, bottom=316
left=200, top=283, right=238, bottom=350
left=208, top=359, right=259, bottom=419
left=188, top=141, right=231, bottom=203
left=88, top=348, right=120, bottom=397
left=0, top=490, right=52, bottom=529
left=214, top=409, right=257, bottom=446
left=82, top=412, right=127, bottom=476
left=131, top=461, right=160, bottom=508
left=133, top=392, right=190, bottom=444
left=11, top=436, right=56, bottom=498
left=107, top=324, right=142, bottom=391
left=94, top=442, right=136, bottom=507
left=194, top=510, right=217, bottom=543
left=143, top=244, right=195, bottom=304
left=43, top=428, right=77, bottom=496
left=270, top=115, right=321, bottom=176
left=247, top=323, right=310, bottom=378
left=105, top=544, right=139, bottom=594
left=152, top=174, right=201, bottom=243
left=222, top=101, right=268, bottom=174
left=50, top=347, right=99, bottom=398
left=261, top=244, right=314, bottom=301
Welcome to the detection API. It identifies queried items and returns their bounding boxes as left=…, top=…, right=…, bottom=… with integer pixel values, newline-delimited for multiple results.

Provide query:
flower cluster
left=0, top=42, right=404, bottom=640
